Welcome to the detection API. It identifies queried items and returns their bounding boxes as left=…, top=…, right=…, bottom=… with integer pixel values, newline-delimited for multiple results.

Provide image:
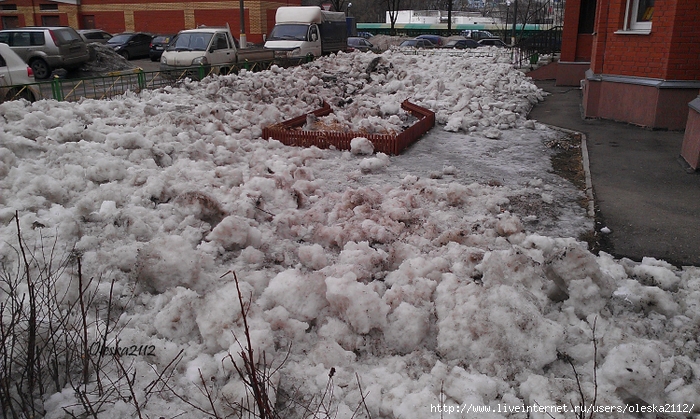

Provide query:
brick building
left=554, top=0, right=700, bottom=169
left=556, top=0, right=700, bottom=132
left=0, top=0, right=300, bottom=44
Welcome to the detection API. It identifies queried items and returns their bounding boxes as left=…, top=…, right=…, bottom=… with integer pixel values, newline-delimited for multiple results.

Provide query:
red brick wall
left=134, top=10, right=185, bottom=34
left=590, top=0, right=700, bottom=81
left=575, top=34, right=593, bottom=61
left=266, top=8, right=277, bottom=39
left=85, top=11, right=128, bottom=33
left=1, top=0, right=300, bottom=41
left=666, top=1, right=700, bottom=80
left=560, top=0, right=581, bottom=62
left=194, top=9, right=243, bottom=31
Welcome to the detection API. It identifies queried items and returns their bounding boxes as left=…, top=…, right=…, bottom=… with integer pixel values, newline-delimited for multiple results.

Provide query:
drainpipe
left=31, top=0, right=37, bottom=25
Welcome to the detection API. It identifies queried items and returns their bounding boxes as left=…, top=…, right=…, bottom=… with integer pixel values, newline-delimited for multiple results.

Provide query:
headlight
left=287, top=48, right=301, bottom=57
left=160, top=55, right=167, bottom=64
left=192, top=56, right=208, bottom=65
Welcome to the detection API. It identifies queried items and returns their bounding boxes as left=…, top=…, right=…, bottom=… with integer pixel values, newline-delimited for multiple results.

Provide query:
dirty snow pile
left=77, top=42, right=138, bottom=77
left=0, top=49, right=698, bottom=419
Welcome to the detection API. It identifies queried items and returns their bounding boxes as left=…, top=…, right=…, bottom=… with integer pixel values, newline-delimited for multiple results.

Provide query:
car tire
left=119, top=50, right=130, bottom=60
left=30, top=59, right=51, bottom=80
left=5, top=87, right=36, bottom=103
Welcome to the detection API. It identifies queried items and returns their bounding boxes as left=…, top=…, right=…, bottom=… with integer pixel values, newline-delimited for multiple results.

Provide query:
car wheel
left=5, top=87, right=36, bottom=103
left=30, top=59, right=51, bottom=80
left=119, top=50, right=130, bottom=60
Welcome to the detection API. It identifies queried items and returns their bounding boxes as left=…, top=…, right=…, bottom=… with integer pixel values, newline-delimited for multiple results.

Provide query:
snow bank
left=0, top=50, right=698, bottom=418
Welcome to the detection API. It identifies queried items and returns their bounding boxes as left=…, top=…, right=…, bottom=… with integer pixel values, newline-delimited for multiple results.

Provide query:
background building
left=0, top=0, right=300, bottom=44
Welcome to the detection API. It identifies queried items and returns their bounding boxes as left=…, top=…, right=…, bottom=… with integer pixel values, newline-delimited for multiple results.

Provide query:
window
left=1, top=15, right=20, bottom=29
left=41, top=15, right=60, bottom=26
left=212, top=33, right=228, bottom=50
left=624, top=0, right=654, bottom=32
left=39, top=4, right=59, bottom=11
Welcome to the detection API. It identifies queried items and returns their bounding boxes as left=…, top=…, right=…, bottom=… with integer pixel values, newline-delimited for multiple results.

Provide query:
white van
left=264, top=6, right=347, bottom=60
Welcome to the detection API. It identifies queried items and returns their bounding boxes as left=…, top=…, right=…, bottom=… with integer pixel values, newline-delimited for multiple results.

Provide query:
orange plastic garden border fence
left=262, top=100, right=435, bottom=155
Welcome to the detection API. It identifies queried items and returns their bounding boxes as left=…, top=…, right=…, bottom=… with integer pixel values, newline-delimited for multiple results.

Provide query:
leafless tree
left=386, top=0, right=402, bottom=34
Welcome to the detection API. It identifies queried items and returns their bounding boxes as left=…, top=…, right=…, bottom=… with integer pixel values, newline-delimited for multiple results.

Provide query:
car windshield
left=167, top=32, right=214, bottom=51
left=400, top=40, right=417, bottom=47
left=268, top=24, right=309, bottom=41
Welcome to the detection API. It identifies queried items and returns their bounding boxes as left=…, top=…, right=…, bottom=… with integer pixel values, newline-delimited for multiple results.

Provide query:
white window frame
left=622, top=0, right=653, bottom=32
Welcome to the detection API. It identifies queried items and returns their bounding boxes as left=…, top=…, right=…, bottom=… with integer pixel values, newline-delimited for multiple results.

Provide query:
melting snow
left=0, top=49, right=698, bottom=418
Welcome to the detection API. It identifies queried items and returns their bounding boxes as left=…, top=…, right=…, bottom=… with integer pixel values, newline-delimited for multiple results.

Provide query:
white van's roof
left=275, top=6, right=345, bottom=24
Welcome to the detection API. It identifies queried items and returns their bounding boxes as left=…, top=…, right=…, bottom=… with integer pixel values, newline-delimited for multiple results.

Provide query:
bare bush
left=0, top=213, right=125, bottom=418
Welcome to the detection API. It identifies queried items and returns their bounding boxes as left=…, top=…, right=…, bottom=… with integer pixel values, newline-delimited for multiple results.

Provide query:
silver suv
left=0, top=27, right=90, bottom=79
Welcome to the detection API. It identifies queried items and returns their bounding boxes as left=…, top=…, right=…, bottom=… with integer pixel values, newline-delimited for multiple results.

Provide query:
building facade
left=557, top=0, right=700, bottom=132
left=0, top=0, right=299, bottom=44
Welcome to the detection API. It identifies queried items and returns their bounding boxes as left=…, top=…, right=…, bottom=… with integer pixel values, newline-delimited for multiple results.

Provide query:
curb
left=542, top=124, right=596, bottom=218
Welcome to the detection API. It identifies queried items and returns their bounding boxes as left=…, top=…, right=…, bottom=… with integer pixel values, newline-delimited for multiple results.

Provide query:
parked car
left=347, top=36, right=378, bottom=53
left=442, top=38, right=479, bottom=49
left=107, top=32, right=153, bottom=60
left=478, top=38, right=509, bottom=48
left=149, top=34, right=174, bottom=61
left=0, top=42, right=39, bottom=102
left=415, top=34, right=444, bottom=46
left=78, top=29, right=113, bottom=44
left=0, top=27, right=90, bottom=79
left=398, top=39, right=435, bottom=49
left=460, top=30, right=495, bottom=40
left=357, top=31, right=374, bottom=39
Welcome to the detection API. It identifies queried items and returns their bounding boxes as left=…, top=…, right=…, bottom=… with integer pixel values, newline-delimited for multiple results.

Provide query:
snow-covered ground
left=1, top=49, right=698, bottom=418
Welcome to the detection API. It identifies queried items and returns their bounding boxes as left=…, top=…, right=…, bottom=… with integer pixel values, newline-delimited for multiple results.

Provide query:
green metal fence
left=2, top=59, right=300, bottom=103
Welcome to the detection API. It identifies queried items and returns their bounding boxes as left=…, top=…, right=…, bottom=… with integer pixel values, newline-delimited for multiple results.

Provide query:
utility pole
left=239, top=0, right=247, bottom=48
left=505, top=1, right=511, bottom=44
left=447, top=0, right=453, bottom=35
left=511, top=0, right=518, bottom=46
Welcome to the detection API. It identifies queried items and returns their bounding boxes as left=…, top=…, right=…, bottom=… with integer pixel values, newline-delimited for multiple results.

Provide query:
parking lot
left=130, top=58, right=160, bottom=72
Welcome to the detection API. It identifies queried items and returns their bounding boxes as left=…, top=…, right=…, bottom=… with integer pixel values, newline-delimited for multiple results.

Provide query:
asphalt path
left=529, top=80, right=700, bottom=267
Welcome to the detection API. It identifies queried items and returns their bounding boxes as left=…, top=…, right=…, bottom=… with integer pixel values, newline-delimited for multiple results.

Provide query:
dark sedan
left=478, top=38, right=509, bottom=48
left=347, top=37, right=378, bottom=53
left=443, top=39, right=479, bottom=49
left=398, top=39, right=435, bottom=49
left=149, top=34, right=175, bottom=61
left=107, top=32, right=153, bottom=60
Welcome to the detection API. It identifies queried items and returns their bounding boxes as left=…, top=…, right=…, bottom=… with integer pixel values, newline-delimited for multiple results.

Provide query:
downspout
left=31, top=0, right=36, bottom=26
